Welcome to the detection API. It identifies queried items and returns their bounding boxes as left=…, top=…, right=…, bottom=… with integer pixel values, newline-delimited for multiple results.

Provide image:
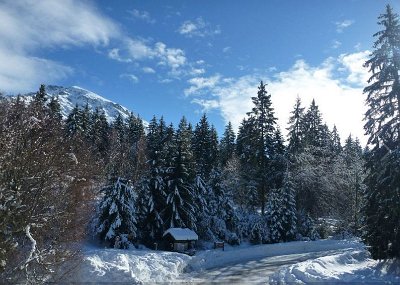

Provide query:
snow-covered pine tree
left=89, top=107, right=110, bottom=159
left=302, top=99, right=324, bottom=149
left=280, top=174, right=298, bottom=242
left=363, top=4, right=400, bottom=259
left=219, top=122, right=236, bottom=167
left=138, top=117, right=167, bottom=241
left=47, top=96, right=62, bottom=122
left=266, top=188, right=284, bottom=243
left=236, top=117, right=259, bottom=209
left=33, top=84, right=47, bottom=107
left=297, top=210, right=319, bottom=241
left=192, top=114, right=215, bottom=181
left=333, top=135, right=365, bottom=233
left=126, top=113, right=146, bottom=181
left=206, top=169, right=239, bottom=244
left=65, top=104, right=83, bottom=137
left=164, top=117, right=197, bottom=230
left=287, top=96, right=305, bottom=155
left=96, top=177, right=138, bottom=244
left=244, top=81, right=277, bottom=215
left=331, top=125, right=342, bottom=155
left=113, top=113, right=126, bottom=144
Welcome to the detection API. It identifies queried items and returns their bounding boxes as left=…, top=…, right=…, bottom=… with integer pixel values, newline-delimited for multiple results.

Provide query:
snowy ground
left=270, top=249, right=400, bottom=284
left=58, top=239, right=399, bottom=284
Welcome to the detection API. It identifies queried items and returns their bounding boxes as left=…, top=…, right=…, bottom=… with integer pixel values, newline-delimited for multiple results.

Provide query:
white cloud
left=189, top=68, right=206, bottom=76
left=108, top=48, right=132, bottom=63
left=332, top=40, right=342, bottom=49
left=120, top=73, right=139, bottom=84
left=126, top=38, right=156, bottom=60
left=191, top=99, right=220, bottom=111
left=142, top=67, right=156, bottom=74
left=184, top=75, right=221, bottom=96
left=128, top=9, right=155, bottom=24
left=155, top=42, right=186, bottom=71
left=338, top=51, right=370, bottom=86
left=186, top=51, right=371, bottom=145
left=0, top=53, right=73, bottom=94
left=109, top=38, right=188, bottom=76
left=335, top=19, right=354, bottom=33
left=223, top=46, right=231, bottom=53
left=0, top=0, right=119, bottom=93
left=178, top=17, right=221, bottom=37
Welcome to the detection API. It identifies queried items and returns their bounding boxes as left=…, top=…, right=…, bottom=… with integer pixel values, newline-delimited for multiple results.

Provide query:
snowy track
left=182, top=249, right=352, bottom=284
left=59, top=239, right=399, bottom=284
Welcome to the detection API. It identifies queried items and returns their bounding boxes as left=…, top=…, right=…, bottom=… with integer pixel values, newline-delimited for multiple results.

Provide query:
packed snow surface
left=270, top=249, right=400, bottom=284
left=60, top=239, right=399, bottom=284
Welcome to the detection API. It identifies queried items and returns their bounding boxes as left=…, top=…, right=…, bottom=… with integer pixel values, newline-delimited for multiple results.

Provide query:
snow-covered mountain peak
left=21, top=85, right=134, bottom=123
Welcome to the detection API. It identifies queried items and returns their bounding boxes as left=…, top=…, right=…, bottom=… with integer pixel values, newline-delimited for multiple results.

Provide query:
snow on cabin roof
left=163, top=228, right=198, bottom=241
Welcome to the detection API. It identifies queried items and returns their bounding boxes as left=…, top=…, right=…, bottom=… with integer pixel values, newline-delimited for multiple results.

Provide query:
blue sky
left=1, top=0, right=399, bottom=145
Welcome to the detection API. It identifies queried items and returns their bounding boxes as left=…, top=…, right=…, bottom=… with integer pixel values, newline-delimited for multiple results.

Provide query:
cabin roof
left=163, top=228, right=198, bottom=241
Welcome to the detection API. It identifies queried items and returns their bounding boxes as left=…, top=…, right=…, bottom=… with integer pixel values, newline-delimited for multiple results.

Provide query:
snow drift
left=270, top=249, right=400, bottom=284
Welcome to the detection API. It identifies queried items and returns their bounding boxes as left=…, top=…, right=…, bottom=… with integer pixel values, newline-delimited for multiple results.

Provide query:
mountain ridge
left=16, top=85, right=135, bottom=123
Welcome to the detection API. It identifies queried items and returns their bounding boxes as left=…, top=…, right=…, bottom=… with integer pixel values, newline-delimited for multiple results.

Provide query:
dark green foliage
left=237, top=81, right=279, bottom=215
left=287, top=96, right=305, bottom=155
left=164, top=117, right=197, bottom=230
left=34, top=84, right=47, bottom=106
left=363, top=5, right=400, bottom=259
left=47, top=96, right=62, bottom=121
left=192, top=114, right=217, bottom=180
left=220, top=122, right=236, bottom=166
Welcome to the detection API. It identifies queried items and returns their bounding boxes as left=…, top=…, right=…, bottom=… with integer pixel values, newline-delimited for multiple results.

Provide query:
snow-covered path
left=59, top=239, right=399, bottom=284
left=182, top=249, right=352, bottom=284
left=180, top=239, right=363, bottom=284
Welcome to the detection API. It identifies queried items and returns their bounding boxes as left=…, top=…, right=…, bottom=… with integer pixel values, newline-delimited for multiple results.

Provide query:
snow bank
left=188, top=238, right=362, bottom=271
left=270, top=249, right=400, bottom=284
left=61, top=247, right=192, bottom=283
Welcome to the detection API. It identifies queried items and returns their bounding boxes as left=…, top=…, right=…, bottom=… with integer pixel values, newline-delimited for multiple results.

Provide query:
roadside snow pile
left=62, top=247, right=192, bottom=283
left=270, top=249, right=400, bottom=284
left=188, top=238, right=362, bottom=271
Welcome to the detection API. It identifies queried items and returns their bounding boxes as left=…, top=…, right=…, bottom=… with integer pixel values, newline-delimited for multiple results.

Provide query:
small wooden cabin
left=162, top=228, right=198, bottom=255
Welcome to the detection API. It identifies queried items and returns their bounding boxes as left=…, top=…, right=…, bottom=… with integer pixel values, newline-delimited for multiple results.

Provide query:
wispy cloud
left=0, top=0, right=119, bottom=93
left=128, top=9, right=155, bottom=24
left=120, top=73, right=139, bottom=84
left=184, top=75, right=221, bottom=96
left=185, top=51, right=370, bottom=145
left=178, top=17, right=221, bottom=37
left=332, top=40, right=342, bottom=49
left=142, top=67, right=156, bottom=74
left=335, top=19, right=354, bottom=33
left=222, top=46, right=231, bottom=53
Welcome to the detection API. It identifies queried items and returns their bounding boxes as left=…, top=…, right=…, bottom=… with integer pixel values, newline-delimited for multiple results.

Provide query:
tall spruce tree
left=139, top=117, right=168, bottom=241
left=192, top=114, right=214, bottom=180
left=164, top=117, right=197, bottom=230
left=302, top=99, right=324, bottom=148
left=220, top=122, right=236, bottom=167
left=287, top=96, right=305, bottom=155
left=363, top=4, right=400, bottom=259
left=245, top=81, right=277, bottom=215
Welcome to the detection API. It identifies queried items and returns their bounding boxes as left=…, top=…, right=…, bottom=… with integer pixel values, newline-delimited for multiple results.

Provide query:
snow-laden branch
left=24, top=224, right=38, bottom=267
